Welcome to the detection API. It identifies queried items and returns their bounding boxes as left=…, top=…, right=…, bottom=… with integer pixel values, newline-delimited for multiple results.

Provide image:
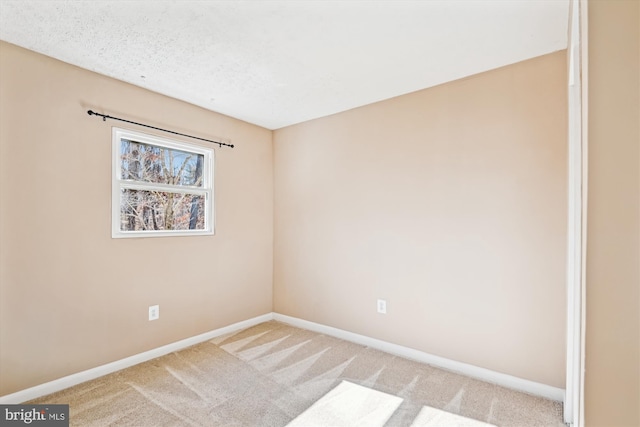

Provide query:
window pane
left=120, top=189, right=205, bottom=231
left=120, top=139, right=204, bottom=187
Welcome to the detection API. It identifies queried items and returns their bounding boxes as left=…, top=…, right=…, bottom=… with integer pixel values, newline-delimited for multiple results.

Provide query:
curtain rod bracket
left=86, top=110, right=234, bottom=148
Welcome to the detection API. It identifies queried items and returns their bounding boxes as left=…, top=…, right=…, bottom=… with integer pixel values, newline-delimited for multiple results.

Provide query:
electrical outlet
left=149, top=305, right=159, bottom=321
left=377, top=299, right=387, bottom=314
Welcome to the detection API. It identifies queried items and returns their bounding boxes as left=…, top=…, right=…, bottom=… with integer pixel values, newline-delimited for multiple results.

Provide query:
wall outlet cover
left=149, top=305, right=159, bottom=321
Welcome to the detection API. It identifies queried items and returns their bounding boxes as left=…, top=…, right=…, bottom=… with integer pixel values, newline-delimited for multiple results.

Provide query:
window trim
left=111, top=127, right=214, bottom=238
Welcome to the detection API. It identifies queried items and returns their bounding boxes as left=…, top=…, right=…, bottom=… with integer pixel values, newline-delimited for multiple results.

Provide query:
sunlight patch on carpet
left=410, top=405, right=497, bottom=427
left=286, top=381, right=402, bottom=427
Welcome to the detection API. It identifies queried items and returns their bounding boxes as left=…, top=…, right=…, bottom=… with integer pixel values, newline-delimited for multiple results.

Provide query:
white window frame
left=112, top=127, right=214, bottom=238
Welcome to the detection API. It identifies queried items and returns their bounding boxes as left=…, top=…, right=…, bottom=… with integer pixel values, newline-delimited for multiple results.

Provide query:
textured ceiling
left=0, top=0, right=569, bottom=130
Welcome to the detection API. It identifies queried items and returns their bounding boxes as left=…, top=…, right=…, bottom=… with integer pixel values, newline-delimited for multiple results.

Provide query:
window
left=112, top=128, right=214, bottom=238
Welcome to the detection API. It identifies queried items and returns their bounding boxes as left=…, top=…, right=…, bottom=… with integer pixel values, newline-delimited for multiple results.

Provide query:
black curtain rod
left=87, top=110, right=234, bottom=148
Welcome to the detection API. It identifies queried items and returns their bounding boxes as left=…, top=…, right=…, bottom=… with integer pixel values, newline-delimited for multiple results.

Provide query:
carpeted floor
left=31, top=321, right=565, bottom=426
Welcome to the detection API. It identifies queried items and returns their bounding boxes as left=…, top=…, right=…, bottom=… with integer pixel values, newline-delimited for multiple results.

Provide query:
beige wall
left=0, top=42, right=274, bottom=396
left=585, top=1, right=640, bottom=426
left=3, top=3, right=638, bottom=416
left=274, top=52, right=568, bottom=387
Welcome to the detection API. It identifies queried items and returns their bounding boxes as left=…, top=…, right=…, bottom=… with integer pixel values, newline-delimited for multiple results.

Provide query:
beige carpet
left=30, top=321, right=565, bottom=426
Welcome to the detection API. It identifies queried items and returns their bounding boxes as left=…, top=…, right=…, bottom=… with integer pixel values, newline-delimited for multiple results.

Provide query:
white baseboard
left=0, top=313, right=274, bottom=404
left=273, top=313, right=565, bottom=402
left=1, top=312, right=564, bottom=404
